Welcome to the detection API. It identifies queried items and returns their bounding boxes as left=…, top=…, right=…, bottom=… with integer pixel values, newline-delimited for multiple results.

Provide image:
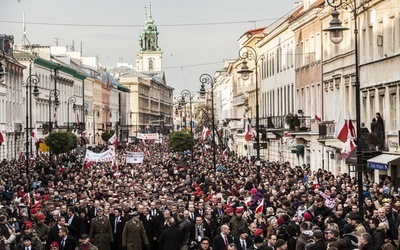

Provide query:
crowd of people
left=0, top=139, right=399, bottom=250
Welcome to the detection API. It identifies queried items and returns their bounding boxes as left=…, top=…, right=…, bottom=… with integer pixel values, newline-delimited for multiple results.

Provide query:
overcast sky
left=3, top=0, right=296, bottom=94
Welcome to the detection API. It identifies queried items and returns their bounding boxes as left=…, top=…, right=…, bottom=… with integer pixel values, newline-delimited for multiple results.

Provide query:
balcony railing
left=318, top=121, right=336, bottom=139
left=259, top=115, right=311, bottom=131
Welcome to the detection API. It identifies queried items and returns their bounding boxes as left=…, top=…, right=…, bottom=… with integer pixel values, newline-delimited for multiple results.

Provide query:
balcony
left=259, top=115, right=311, bottom=132
left=318, top=121, right=336, bottom=139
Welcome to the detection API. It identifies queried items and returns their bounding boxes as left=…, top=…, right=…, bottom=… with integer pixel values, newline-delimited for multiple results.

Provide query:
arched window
left=149, top=59, right=154, bottom=70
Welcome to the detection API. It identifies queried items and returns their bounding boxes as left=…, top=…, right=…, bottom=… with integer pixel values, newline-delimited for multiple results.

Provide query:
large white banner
left=125, top=151, right=145, bottom=164
left=137, top=133, right=160, bottom=140
left=85, top=148, right=115, bottom=162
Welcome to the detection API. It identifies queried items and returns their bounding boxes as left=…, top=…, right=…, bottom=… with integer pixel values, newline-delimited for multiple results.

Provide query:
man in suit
left=58, top=227, right=78, bottom=250
left=178, top=212, right=194, bottom=250
left=141, top=207, right=157, bottom=250
left=203, top=212, right=217, bottom=241
left=213, top=224, right=231, bottom=250
left=158, top=217, right=182, bottom=250
left=122, top=211, right=149, bottom=250
left=47, top=216, right=67, bottom=250
left=110, top=208, right=127, bottom=250
left=22, top=236, right=38, bottom=250
left=235, top=229, right=252, bottom=250
left=66, top=206, right=84, bottom=239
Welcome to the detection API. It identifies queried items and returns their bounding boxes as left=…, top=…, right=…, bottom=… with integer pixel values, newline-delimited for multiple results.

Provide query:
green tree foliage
left=168, top=131, right=194, bottom=152
left=101, top=130, right=115, bottom=143
left=44, top=131, right=78, bottom=155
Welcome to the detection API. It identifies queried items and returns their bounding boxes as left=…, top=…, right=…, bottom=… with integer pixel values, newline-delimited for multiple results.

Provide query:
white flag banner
left=137, top=133, right=160, bottom=140
left=85, top=148, right=115, bottom=163
left=125, top=151, right=145, bottom=164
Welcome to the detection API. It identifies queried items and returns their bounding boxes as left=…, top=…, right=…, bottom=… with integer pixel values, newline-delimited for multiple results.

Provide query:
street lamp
left=181, top=89, right=193, bottom=135
left=93, top=106, right=101, bottom=144
left=47, top=89, right=60, bottom=134
left=323, top=0, right=367, bottom=219
left=22, top=74, right=40, bottom=176
left=237, top=46, right=264, bottom=184
left=199, top=73, right=216, bottom=172
left=67, top=96, right=77, bottom=132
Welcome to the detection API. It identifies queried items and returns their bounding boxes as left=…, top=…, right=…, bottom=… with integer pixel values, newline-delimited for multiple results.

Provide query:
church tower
left=136, top=1, right=162, bottom=72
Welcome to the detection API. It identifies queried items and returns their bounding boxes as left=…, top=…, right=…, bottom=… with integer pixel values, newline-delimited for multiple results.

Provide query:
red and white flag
left=315, top=114, right=322, bottom=122
left=222, top=148, right=228, bottom=158
left=245, top=197, right=252, bottom=207
left=313, top=177, right=319, bottom=190
left=244, top=119, right=253, bottom=142
left=201, top=127, right=210, bottom=141
left=108, top=132, right=118, bottom=147
left=347, top=116, right=356, bottom=139
left=334, top=112, right=348, bottom=143
left=31, top=128, right=39, bottom=143
left=243, top=107, right=248, bottom=118
left=255, top=199, right=264, bottom=214
left=84, top=160, right=92, bottom=170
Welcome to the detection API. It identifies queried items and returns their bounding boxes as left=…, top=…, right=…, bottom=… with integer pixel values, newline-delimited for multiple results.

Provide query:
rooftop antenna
left=72, top=39, right=75, bottom=51
left=22, top=13, right=31, bottom=46
left=80, top=41, right=83, bottom=55
left=53, top=37, right=63, bottom=46
left=144, top=4, right=147, bottom=21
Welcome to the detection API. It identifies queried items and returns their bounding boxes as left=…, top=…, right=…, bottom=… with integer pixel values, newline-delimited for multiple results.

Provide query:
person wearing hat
left=89, top=207, right=114, bottom=250
left=50, top=241, right=60, bottom=250
left=76, top=234, right=98, bottom=250
left=229, top=207, right=248, bottom=238
left=34, top=212, right=49, bottom=248
left=122, top=211, right=149, bottom=250
left=234, top=228, right=251, bottom=250
left=348, top=214, right=366, bottom=237
left=274, top=239, right=287, bottom=250
left=22, top=235, right=38, bottom=250
left=15, top=221, right=42, bottom=250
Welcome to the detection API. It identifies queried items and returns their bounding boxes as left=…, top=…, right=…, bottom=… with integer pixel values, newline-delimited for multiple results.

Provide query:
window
left=149, top=59, right=154, bottom=70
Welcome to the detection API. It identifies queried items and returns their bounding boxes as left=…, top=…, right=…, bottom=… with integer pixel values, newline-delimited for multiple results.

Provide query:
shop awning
left=367, top=154, right=400, bottom=170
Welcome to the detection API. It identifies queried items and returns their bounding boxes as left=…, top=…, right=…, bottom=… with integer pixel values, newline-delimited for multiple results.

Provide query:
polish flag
left=244, top=119, right=253, bottom=142
left=245, top=197, right=252, bottom=207
left=255, top=199, right=264, bottom=214
left=347, top=117, right=356, bottom=139
left=313, top=178, right=319, bottom=190
left=201, top=127, right=210, bottom=141
left=108, top=132, right=118, bottom=147
left=222, top=148, right=228, bottom=158
left=334, top=112, right=348, bottom=143
left=345, top=138, right=356, bottom=153
left=243, top=107, right=248, bottom=118
left=31, top=128, right=39, bottom=143
left=84, top=160, right=92, bottom=170
left=314, top=114, right=322, bottom=122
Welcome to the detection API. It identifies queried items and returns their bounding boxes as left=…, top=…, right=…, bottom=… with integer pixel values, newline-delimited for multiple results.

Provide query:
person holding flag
left=108, top=131, right=118, bottom=147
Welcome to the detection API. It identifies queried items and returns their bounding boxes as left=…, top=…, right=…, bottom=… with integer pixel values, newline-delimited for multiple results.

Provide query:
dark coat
left=47, top=225, right=61, bottom=250
left=67, top=215, right=85, bottom=239
left=109, top=214, right=128, bottom=250
left=59, top=235, right=78, bottom=250
left=158, top=226, right=182, bottom=250
left=212, top=234, right=231, bottom=250
left=308, top=239, right=327, bottom=250
left=234, top=237, right=253, bottom=250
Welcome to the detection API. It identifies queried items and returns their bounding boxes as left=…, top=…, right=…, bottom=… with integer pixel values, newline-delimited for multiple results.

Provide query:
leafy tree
left=168, top=131, right=194, bottom=152
left=44, top=131, right=78, bottom=155
left=101, top=130, right=115, bottom=143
